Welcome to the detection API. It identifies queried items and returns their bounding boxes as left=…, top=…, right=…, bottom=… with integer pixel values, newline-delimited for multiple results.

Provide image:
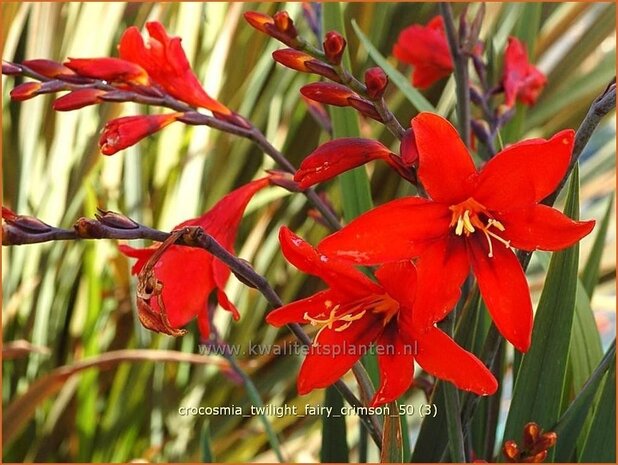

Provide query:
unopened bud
left=273, top=11, right=297, bottom=38
left=304, top=59, right=341, bottom=83
left=364, top=67, right=388, bottom=99
left=95, top=209, right=139, bottom=229
left=523, top=422, right=541, bottom=449
left=5, top=214, right=52, bottom=234
left=522, top=450, right=547, bottom=463
left=22, top=59, right=75, bottom=78
left=73, top=217, right=107, bottom=238
left=98, top=90, right=136, bottom=102
left=323, top=31, right=346, bottom=65
left=503, top=440, right=520, bottom=462
left=300, top=82, right=355, bottom=106
left=400, top=128, right=419, bottom=166
left=347, top=96, right=382, bottom=121
left=10, top=81, right=42, bottom=101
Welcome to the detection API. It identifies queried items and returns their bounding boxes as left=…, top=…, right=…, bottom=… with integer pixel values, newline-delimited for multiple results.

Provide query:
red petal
left=53, top=89, right=105, bottom=111
left=500, top=204, right=595, bottom=252
left=266, top=289, right=344, bottom=326
left=279, top=227, right=382, bottom=298
left=300, top=82, right=356, bottom=107
left=393, top=16, right=453, bottom=89
left=467, top=238, right=532, bottom=352
left=297, top=314, right=382, bottom=394
left=216, top=289, right=240, bottom=321
left=178, top=177, right=270, bottom=249
left=99, top=113, right=180, bottom=155
left=22, top=59, right=75, bottom=78
left=374, top=260, right=417, bottom=310
left=412, top=112, right=477, bottom=203
left=318, top=197, right=451, bottom=265
left=474, top=130, right=574, bottom=212
left=295, top=138, right=393, bottom=188
left=501, top=37, right=546, bottom=107
left=415, top=327, right=498, bottom=395
left=371, top=325, right=415, bottom=406
left=64, top=57, right=148, bottom=84
left=411, top=235, right=469, bottom=330
left=118, top=244, right=156, bottom=274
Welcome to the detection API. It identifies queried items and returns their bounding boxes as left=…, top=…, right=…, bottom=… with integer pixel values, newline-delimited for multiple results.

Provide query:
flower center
left=449, top=197, right=511, bottom=258
left=303, top=294, right=399, bottom=341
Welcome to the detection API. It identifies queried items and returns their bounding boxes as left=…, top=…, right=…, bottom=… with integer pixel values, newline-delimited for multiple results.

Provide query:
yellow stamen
left=462, top=210, right=476, bottom=233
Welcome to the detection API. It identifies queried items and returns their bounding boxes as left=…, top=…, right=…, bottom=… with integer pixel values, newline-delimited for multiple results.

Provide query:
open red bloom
left=119, top=177, right=271, bottom=338
left=118, top=21, right=230, bottom=115
left=393, top=16, right=453, bottom=88
left=99, top=113, right=181, bottom=155
left=319, top=113, right=595, bottom=352
left=502, top=37, right=547, bottom=107
left=268, top=227, right=497, bottom=405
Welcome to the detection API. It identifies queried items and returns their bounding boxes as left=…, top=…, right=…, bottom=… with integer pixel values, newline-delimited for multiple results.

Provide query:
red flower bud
left=523, top=422, right=540, bottom=449
left=22, top=59, right=75, bottom=78
left=243, top=11, right=273, bottom=33
left=273, top=11, right=297, bottom=38
left=53, top=89, right=106, bottom=111
left=347, top=96, right=382, bottom=121
left=303, top=59, right=341, bottom=83
left=323, top=31, right=346, bottom=65
left=522, top=451, right=547, bottom=463
left=99, top=113, right=180, bottom=155
left=300, top=82, right=355, bottom=106
left=10, top=82, right=42, bottom=101
left=272, top=48, right=313, bottom=72
left=295, top=138, right=393, bottom=188
left=2, top=207, right=18, bottom=222
left=364, top=67, right=388, bottom=99
left=400, top=128, right=419, bottom=166
left=65, top=57, right=149, bottom=85
left=503, top=440, right=520, bottom=462
left=95, top=209, right=139, bottom=229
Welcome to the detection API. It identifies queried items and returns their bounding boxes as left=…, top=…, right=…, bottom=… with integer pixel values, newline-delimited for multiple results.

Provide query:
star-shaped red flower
left=318, top=113, right=595, bottom=352
left=267, top=227, right=497, bottom=406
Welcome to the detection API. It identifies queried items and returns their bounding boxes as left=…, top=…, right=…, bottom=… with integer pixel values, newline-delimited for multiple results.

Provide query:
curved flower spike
left=119, top=177, right=272, bottom=339
left=267, top=227, right=497, bottom=406
left=319, top=113, right=595, bottom=352
left=119, top=22, right=231, bottom=115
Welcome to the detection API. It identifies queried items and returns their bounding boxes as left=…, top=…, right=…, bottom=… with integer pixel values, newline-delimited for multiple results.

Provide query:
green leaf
left=443, top=383, right=465, bottom=462
left=380, top=401, right=403, bottom=463
left=502, top=167, right=581, bottom=461
left=351, top=19, right=436, bottom=114
left=554, top=341, right=615, bottom=461
left=578, top=351, right=616, bottom=462
left=201, top=421, right=215, bottom=463
left=581, top=194, right=614, bottom=297
left=320, top=386, right=350, bottom=463
left=411, top=382, right=448, bottom=462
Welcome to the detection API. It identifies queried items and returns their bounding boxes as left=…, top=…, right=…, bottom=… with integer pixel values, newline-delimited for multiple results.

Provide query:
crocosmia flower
left=99, top=113, right=181, bottom=155
left=119, top=21, right=230, bottom=115
left=393, top=16, right=453, bottom=88
left=267, top=227, right=497, bottom=406
left=319, top=113, right=595, bottom=352
left=119, top=177, right=272, bottom=338
left=502, top=37, right=547, bottom=107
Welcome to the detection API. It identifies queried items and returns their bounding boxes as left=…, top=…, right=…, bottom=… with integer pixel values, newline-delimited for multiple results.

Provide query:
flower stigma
left=449, top=197, right=511, bottom=258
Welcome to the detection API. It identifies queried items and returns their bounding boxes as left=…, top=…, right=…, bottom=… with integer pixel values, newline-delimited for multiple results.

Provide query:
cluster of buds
left=244, top=10, right=391, bottom=125
left=503, top=422, right=558, bottom=463
left=2, top=22, right=252, bottom=156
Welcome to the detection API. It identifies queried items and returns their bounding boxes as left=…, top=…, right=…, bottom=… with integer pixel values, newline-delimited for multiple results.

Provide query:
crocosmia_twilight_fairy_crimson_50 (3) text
left=267, top=227, right=497, bottom=406
left=317, top=113, right=595, bottom=352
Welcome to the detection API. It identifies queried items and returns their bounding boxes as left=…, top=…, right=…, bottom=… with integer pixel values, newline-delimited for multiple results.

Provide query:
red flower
left=99, top=113, right=181, bottom=155
left=267, top=227, right=497, bottom=405
left=319, top=113, right=595, bottom=352
left=119, top=177, right=272, bottom=338
left=393, top=16, right=453, bottom=88
left=502, top=37, right=547, bottom=107
left=118, top=21, right=230, bottom=115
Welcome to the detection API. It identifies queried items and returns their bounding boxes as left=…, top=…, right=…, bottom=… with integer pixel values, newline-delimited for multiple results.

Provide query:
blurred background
left=2, top=2, right=615, bottom=462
